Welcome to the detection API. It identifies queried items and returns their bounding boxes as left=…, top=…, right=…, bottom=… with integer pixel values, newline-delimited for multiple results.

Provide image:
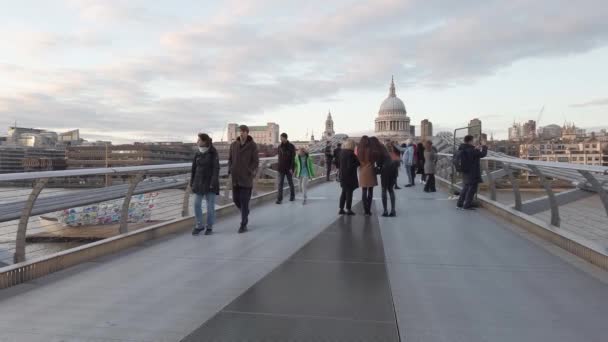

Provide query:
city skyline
left=1, top=1, right=608, bottom=143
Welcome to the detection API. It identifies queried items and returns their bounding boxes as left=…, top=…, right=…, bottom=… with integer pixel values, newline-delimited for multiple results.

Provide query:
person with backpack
left=190, top=133, right=220, bottom=236
left=456, top=135, right=488, bottom=210
left=228, top=125, right=260, bottom=233
left=294, top=147, right=315, bottom=205
left=276, top=133, right=296, bottom=204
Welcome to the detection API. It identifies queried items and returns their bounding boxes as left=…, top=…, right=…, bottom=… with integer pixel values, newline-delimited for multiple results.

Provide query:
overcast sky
left=1, top=0, right=608, bottom=143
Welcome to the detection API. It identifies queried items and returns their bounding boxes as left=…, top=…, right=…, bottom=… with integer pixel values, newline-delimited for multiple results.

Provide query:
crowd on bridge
left=189, top=125, right=488, bottom=236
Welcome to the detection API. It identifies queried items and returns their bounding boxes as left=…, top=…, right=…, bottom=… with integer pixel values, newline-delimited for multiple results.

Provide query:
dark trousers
left=339, top=187, right=354, bottom=210
left=424, top=174, right=436, bottom=192
left=233, top=185, right=252, bottom=226
left=326, top=158, right=333, bottom=181
left=277, top=172, right=295, bottom=201
left=410, top=165, right=417, bottom=185
left=362, top=187, right=374, bottom=214
left=457, top=183, right=478, bottom=208
left=335, top=166, right=341, bottom=182
left=381, top=186, right=395, bottom=213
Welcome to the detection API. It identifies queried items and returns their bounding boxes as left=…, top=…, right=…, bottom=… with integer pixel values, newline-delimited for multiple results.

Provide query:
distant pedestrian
left=456, top=135, right=488, bottom=210
left=228, top=125, right=259, bottom=233
left=376, top=139, right=398, bottom=216
left=294, top=148, right=315, bottom=205
left=324, top=141, right=333, bottom=181
left=333, top=143, right=342, bottom=182
left=358, top=136, right=378, bottom=216
left=276, top=133, right=296, bottom=204
left=417, top=141, right=426, bottom=183
left=338, top=139, right=359, bottom=215
left=190, top=133, right=220, bottom=236
left=402, top=139, right=416, bottom=187
left=423, top=140, right=437, bottom=193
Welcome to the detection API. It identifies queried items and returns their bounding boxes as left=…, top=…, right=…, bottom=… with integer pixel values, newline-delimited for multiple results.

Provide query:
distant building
left=6, top=126, right=83, bottom=147
left=537, top=124, right=562, bottom=140
left=468, top=118, right=482, bottom=139
left=323, top=111, right=335, bottom=140
left=522, top=120, right=536, bottom=140
left=227, top=122, right=279, bottom=145
left=508, top=122, right=522, bottom=142
left=374, top=77, right=411, bottom=140
left=420, top=119, right=433, bottom=140
left=410, top=125, right=416, bottom=137
left=520, top=140, right=607, bottom=166
left=561, top=123, right=586, bottom=141
left=0, top=146, right=66, bottom=174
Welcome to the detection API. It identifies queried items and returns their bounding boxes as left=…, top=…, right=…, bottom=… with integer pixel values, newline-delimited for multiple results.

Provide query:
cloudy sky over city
left=1, top=0, right=608, bottom=143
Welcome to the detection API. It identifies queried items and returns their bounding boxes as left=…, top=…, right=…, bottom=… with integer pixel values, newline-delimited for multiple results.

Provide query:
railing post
left=504, top=163, right=522, bottom=211
left=483, top=160, right=497, bottom=201
left=14, top=178, right=49, bottom=263
left=579, top=170, right=608, bottom=217
left=119, top=173, right=144, bottom=234
left=529, top=165, right=560, bottom=227
left=182, top=183, right=192, bottom=217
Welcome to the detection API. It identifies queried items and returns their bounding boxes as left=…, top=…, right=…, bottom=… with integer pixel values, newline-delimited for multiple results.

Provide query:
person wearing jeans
left=276, top=133, right=296, bottom=204
left=294, top=148, right=315, bottom=205
left=228, top=125, right=259, bottom=233
left=190, top=133, right=220, bottom=236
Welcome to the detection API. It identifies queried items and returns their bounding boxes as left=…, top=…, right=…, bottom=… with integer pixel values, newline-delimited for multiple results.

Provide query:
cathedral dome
left=378, top=77, right=407, bottom=116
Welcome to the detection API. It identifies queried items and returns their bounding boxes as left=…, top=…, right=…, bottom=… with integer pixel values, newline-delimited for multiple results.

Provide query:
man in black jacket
left=324, top=141, right=333, bottom=181
left=333, top=143, right=342, bottom=182
left=457, top=135, right=488, bottom=210
left=276, top=133, right=296, bottom=204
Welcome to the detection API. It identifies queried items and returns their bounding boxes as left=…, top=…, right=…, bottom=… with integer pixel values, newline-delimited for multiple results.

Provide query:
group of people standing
left=188, top=125, right=482, bottom=236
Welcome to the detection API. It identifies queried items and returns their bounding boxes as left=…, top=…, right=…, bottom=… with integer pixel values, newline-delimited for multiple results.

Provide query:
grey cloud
left=570, top=98, right=608, bottom=108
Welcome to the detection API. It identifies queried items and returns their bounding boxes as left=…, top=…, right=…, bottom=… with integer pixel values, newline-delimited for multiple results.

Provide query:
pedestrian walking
left=228, top=125, right=259, bottom=233
left=456, top=135, right=488, bottom=210
left=276, top=133, right=296, bottom=204
left=402, top=139, right=416, bottom=187
left=358, top=136, right=378, bottom=216
left=324, top=141, right=333, bottom=181
left=190, top=133, right=220, bottom=236
left=423, top=140, right=438, bottom=193
left=294, top=148, right=315, bottom=204
left=338, top=139, right=359, bottom=215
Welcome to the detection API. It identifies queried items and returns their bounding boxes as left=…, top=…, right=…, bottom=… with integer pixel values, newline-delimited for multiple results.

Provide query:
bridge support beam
left=14, top=178, right=49, bottom=264
left=119, top=173, right=144, bottom=234
left=579, top=170, right=608, bottom=218
left=529, top=165, right=560, bottom=227
left=503, top=164, right=522, bottom=211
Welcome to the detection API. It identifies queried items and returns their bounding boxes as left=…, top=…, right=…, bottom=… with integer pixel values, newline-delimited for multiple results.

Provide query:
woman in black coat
left=375, top=139, right=398, bottom=217
left=190, top=133, right=220, bottom=236
left=338, top=139, right=360, bottom=216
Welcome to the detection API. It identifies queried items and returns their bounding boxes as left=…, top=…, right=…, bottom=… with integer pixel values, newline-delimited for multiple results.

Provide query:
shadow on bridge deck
left=1, top=178, right=608, bottom=342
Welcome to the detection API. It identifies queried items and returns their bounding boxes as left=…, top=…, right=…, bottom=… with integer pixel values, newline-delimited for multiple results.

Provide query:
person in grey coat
left=423, top=140, right=438, bottom=192
left=402, top=139, right=416, bottom=187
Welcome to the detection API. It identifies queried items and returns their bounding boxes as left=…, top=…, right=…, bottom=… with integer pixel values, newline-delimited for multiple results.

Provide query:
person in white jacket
left=402, top=139, right=416, bottom=187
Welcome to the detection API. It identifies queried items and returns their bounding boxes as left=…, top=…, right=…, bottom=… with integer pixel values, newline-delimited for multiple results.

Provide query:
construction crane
left=536, top=105, right=545, bottom=126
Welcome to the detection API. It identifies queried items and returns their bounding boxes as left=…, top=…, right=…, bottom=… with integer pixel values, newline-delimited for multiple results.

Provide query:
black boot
left=382, top=210, right=389, bottom=217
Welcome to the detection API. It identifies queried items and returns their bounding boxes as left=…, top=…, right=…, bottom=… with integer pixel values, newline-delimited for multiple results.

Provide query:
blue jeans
left=193, top=193, right=216, bottom=229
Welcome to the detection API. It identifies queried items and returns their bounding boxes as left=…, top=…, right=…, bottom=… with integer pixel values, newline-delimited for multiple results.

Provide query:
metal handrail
left=437, top=153, right=608, bottom=174
left=0, top=154, right=324, bottom=182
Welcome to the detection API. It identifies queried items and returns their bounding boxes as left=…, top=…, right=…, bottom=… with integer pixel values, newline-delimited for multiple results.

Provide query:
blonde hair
left=343, top=139, right=355, bottom=150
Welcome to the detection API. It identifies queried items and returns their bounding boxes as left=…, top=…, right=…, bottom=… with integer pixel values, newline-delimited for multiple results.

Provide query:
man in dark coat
left=324, top=141, right=333, bottom=181
left=190, top=133, right=220, bottom=235
left=457, top=135, right=488, bottom=210
left=228, top=125, right=260, bottom=233
left=276, top=133, right=296, bottom=204
left=333, top=143, right=342, bottom=182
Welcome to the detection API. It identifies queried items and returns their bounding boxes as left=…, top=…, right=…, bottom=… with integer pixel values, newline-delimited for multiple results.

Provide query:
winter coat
left=423, top=149, right=438, bottom=175
left=294, top=153, right=315, bottom=179
left=190, top=145, right=220, bottom=195
left=458, top=143, right=488, bottom=184
left=402, top=145, right=416, bottom=166
left=333, top=147, right=342, bottom=167
left=339, top=149, right=360, bottom=190
left=416, top=143, right=426, bottom=174
left=358, top=159, right=378, bottom=188
left=277, top=141, right=296, bottom=174
left=228, top=136, right=260, bottom=188
left=379, top=153, right=398, bottom=188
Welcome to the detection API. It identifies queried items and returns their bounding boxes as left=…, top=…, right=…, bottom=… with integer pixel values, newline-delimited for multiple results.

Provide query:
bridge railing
left=0, top=153, right=327, bottom=267
left=436, top=152, right=608, bottom=234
